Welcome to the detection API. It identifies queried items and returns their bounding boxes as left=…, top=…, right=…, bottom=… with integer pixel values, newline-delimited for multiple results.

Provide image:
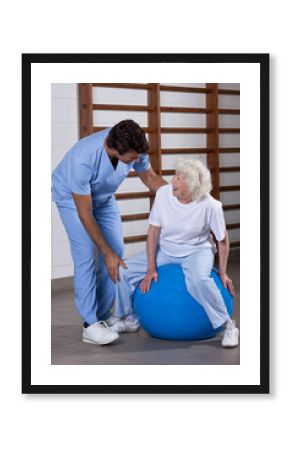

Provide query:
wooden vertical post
left=206, top=83, right=220, bottom=199
left=79, top=83, right=93, bottom=138
left=147, top=83, right=161, bottom=207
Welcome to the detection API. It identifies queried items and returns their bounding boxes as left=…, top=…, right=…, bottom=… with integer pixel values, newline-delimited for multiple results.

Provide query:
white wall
left=51, top=83, right=240, bottom=279
left=51, top=84, right=79, bottom=278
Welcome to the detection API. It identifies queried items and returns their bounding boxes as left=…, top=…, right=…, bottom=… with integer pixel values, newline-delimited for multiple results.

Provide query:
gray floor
left=51, top=259, right=240, bottom=365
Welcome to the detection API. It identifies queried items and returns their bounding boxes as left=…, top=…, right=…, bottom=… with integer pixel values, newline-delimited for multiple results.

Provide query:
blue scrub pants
left=114, top=248, right=230, bottom=329
left=57, top=197, right=124, bottom=325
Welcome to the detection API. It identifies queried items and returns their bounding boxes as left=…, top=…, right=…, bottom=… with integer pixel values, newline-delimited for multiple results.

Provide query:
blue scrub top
left=52, top=128, right=150, bottom=209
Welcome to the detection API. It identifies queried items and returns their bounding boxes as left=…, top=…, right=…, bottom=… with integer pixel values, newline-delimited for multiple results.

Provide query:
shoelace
left=98, top=321, right=109, bottom=328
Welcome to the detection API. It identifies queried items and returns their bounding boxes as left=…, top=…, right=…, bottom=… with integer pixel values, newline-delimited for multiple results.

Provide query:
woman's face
left=172, top=172, right=193, bottom=203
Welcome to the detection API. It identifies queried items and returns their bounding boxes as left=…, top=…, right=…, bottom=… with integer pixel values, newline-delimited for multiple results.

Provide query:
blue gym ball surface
left=133, top=264, right=234, bottom=341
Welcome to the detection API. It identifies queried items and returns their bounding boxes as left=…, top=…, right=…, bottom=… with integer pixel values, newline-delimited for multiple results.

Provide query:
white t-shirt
left=149, top=184, right=226, bottom=257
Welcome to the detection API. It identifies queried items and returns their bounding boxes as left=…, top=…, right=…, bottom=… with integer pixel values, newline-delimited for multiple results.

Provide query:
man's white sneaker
left=108, top=316, right=140, bottom=333
left=221, top=321, right=239, bottom=348
left=82, top=321, right=119, bottom=345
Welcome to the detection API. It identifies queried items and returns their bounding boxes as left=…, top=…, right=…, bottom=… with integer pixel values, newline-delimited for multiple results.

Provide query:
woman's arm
left=140, top=225, right=161, bottom=293
left=216, top=231, right=235, bottom=296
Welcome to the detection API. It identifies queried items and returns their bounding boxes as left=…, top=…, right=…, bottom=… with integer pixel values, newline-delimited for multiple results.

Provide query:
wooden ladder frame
left=79, top=83, right=240, bottom=248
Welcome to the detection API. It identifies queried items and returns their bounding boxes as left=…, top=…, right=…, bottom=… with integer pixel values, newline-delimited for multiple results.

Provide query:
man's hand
left=220, top=272, right=235, bottom=296
left=140, top=270, right=158, bottom=293
left=104, top=250, right=127, bottom=283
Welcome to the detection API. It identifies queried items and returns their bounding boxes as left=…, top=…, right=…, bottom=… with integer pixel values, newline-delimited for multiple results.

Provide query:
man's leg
left=93, top=198, right=125, bottom=321
left=57, top=206, right=119, bottom=344
left=58, top=206, right=101, bottom=325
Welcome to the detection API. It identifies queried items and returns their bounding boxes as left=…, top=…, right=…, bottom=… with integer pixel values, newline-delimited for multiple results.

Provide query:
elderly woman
left=108, top=158, right=239, bottom=347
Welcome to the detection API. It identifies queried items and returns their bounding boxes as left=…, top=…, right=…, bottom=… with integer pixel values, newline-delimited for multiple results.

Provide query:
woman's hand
left=220, top=272, right=235, bottom=296
left=104, top=249, right=127, bottom=283
left=140, top=270, right=158, bottom=293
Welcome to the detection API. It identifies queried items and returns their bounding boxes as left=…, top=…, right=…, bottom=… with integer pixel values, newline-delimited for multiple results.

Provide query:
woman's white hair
left=175, top=158, right=212, bottom=200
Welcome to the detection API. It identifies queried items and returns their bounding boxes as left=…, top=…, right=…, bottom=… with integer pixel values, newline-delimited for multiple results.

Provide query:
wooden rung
left=161, top=127, right=213, bottom=134
left=93, top=126, right=155, bottom=134
left=124, top=235, right=241, bottom=245
left=226, top=223, right=240, bottom=230
left=121, top=213, right=149, bottom=222
left=161, top=168, right=233, bottom=177
left=124, top=235, right=147, bottom=244
left=218, top=147, right=240, bottom=153
left=127, top=169, right=175, bottom=178
left=162, top=147, right=213, bottom=154
left=93, top=83, right=152, bottom=90
left=160, top=85, right=212, bottom=94
left=218, top=89, right=240, bottom=95
left=220, top=166, right=240, bottom=172
left=223, top=203, right=240, bottom=210
left=161, top=170, right=175, bottom=176
left=127, top=169, right=241, bottom=181
left=220, top=185, right=240, bottom=192
left=160, top=106, right=212, bottom=114
left=218, top=128, right=240, bottom=134
left=92, top=104, right=151, bottom=112
left=115, top=191, right=155, bottom=200
left=218, top=109, right=240, bottom=115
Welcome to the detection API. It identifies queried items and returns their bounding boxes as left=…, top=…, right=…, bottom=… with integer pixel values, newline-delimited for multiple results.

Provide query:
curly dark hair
left=106, top=120, right=148, bottom=155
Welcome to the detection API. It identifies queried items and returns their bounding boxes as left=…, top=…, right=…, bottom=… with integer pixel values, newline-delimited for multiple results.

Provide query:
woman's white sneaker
left=82, top=321, right=119, bottom=345
left=221, top=321, right=239, bottom=348
left=107, top=316, right=140, bottom=333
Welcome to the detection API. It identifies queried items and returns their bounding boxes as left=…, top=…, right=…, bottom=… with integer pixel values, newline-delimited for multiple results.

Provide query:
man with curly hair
left=52, top=120, right=166, bottom=345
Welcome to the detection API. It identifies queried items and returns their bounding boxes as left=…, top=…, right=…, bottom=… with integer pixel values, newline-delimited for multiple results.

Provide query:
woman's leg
left=114, top=251, right=148, bottom=317
left=114, top=249, right=171, bottom=317
left=181, top=249, right=230, bottom=329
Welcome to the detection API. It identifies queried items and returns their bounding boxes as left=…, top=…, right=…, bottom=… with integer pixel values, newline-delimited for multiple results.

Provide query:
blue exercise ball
left=133, top=264, right=234, bottom=340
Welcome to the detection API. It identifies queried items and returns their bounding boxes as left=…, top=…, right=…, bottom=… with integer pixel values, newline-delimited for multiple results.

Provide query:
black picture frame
left=22, top=53, right=269, bottom=394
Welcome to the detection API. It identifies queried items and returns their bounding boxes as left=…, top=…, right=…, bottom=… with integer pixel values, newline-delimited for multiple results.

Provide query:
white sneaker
left=108, top=316, right=140, bottom=333
left=82, top=321, right=119, bottom=345
left=222, top=321, right=239, bottom=348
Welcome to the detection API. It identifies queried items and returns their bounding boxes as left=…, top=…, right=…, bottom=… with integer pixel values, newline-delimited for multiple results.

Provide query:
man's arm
left=138, top=167, right=167, bottom=192
left=217, top=231, right=235, bottom=296
left=72, top=193, right=127, bottom=282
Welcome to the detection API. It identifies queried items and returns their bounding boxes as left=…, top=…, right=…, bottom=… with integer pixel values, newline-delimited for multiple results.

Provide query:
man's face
left=117, top=149, right=141, bottom=164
